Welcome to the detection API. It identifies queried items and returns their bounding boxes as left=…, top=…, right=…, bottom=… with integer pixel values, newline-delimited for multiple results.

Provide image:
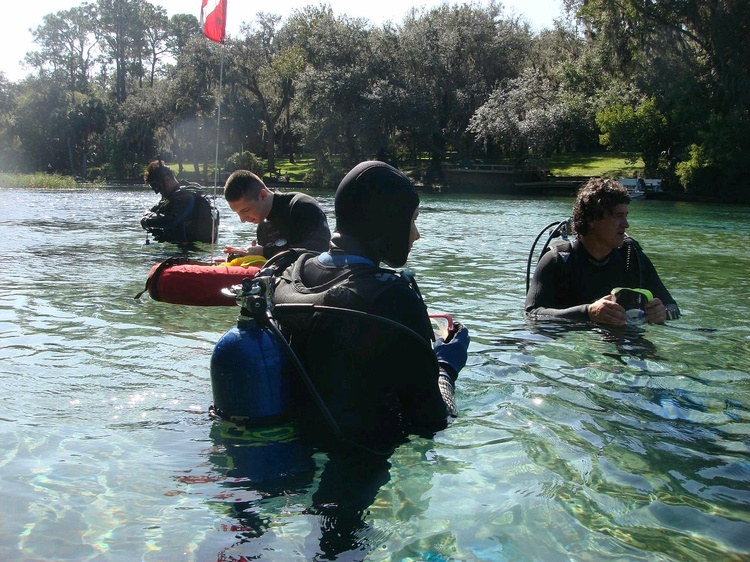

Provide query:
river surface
left=0, top=186, right=748, bottom=561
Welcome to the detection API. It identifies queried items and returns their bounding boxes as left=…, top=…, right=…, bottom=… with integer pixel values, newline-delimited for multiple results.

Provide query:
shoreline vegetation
left=0, top=152, right=647, bottom=191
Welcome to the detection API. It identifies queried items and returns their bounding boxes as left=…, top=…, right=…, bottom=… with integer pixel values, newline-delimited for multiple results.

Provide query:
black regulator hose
left=526, top=220, right=570, bottom=294
left=268, top=303, right=442, bottom=457
left=261, top=312, right=348, bottom=444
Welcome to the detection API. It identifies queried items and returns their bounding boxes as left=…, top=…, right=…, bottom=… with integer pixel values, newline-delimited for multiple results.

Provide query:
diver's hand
left=223, top=245, right=263, bottom=256
left=223, top=245, right=246, bottom=256
left=587, top=294, right=627, bottom=325
left=645, top=297, right=668, bottom=324
left=433, top=322, right=470, bottom=379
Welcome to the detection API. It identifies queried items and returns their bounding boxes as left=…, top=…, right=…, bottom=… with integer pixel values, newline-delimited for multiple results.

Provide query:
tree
left=140, top=2, right=170, bottom=86
left=469, top=68, right=592, bottom=160
left=227, top=14, right=305, bottom=176
left=65, top=95, right=108, bottom=177
left=389, top=2, right=532, bottom=169
left=95, top=0, right=150, bottom=103
left=569, top=0, right=750, bottom=195
left=167, top=14, right=202, bottom=54
left=166, top=34, right=224, bottom=176
left=13, top=77, right=70, bottom=172
left=468, top=23, right=602, bottom=163
left=0, top=74, right=20, bottom=171
left=290, top=6, right=377, bottom=173
left=596, top=98, right=667, bottom=176
left=103, top=83, right=164, bottom=176
left=26, top=4, right=99, bottom=94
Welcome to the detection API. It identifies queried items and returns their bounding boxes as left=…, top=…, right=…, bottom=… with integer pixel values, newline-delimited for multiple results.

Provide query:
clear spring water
left=0, top=186, right=748, bottom=561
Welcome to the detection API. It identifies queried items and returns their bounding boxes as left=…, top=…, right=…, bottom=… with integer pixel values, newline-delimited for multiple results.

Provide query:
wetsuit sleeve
left=141, top=200, right=163, bottom=229
left=639, top=250, right=680, bottom=311
left=141, top=190, right=195, bottom=230
left=373, top=286, right=450, bottom=427
left=286, top=196, right=331, bottom=253
left=525, top=250, right=589, bottom=321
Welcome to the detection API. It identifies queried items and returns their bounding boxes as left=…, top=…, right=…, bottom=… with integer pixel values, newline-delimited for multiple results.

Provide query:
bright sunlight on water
left=0, top=185, right=748, bottom=561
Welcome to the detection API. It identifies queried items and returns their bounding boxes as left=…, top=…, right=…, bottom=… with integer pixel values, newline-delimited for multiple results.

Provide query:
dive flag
left=201, top=0, right=227, bottom=43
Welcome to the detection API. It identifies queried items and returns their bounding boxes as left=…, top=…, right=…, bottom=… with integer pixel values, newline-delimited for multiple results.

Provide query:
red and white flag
left=201, top=0, right=227, bottom=43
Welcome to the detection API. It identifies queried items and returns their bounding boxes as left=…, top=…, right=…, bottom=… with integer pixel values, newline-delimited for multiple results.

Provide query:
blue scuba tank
left=210, top=277, right=291, bottom=423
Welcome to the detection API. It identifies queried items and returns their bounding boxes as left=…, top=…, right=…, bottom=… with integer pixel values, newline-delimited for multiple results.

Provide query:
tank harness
left=547, top=237, right=644, bottom=302
left=180, top=183, right=220, bottom=245
left=144, top=183, right=220, bottom=246
left=526, top=218, right=643, bottom=296
left=211, top=250, right=439, bottom=456
left=271, top=251, right=427, bottom=330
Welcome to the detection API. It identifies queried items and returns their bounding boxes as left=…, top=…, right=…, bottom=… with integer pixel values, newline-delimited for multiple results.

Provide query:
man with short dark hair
left=525, top=177, right=680, bottom=325
left=222, top=169, right=330, bottom=259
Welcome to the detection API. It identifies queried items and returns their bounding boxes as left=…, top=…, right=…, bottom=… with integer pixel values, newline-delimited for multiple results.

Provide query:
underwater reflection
left=203, top=420, right=402, bottom=561
left=494, top=320, right=662, bottom=363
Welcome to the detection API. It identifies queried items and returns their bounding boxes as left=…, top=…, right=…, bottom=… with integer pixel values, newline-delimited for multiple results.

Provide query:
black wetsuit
left=141, top=188, right=198, bottom=244
left=525, top=238, right=678, bottom=321
left=256, top=192, right=331, bottom=258
left=271, top=252, right=448, bottom=449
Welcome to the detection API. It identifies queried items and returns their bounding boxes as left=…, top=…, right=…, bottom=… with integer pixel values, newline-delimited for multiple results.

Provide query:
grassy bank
left=1, top=152, right=645, bottom=190
left=268, top=160, right=314, bottom=183
left=0, top=173, right=82, bottom=189
left=546, top=152, right=644, bottom=178
left=267, top=152, right=646, bottom=183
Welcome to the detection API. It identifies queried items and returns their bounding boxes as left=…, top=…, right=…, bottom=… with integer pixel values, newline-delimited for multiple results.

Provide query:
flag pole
left=201, top=0, right=228, bottom=261
left=213, top=47, right=224, bottom=195
left=209, top=44, right=225, bottom=261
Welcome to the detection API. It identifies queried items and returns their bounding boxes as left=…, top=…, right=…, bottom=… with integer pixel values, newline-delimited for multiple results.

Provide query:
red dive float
left=138, top=255, right=265, bottom=306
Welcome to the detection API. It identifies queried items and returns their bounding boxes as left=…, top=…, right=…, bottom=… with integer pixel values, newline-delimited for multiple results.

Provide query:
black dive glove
left=665, top=304, right=681, bottom=320
left=433, top=322, right=469, bottom=380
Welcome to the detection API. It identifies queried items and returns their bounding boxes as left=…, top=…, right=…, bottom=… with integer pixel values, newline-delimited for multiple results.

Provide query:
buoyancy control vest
left=181, top=184, right=220, bottom=244
left=269, top=252, right=439, bottom=448
left=271, top=252, right=416, bottom=330
left=547, top=236, right=644, bottom=303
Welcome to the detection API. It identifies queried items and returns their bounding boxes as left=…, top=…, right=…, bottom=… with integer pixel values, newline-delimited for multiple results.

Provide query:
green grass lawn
left=1, top=152, right=646, bottom=189
left=267, top=159, right=314, bottom=182
left=270, top=152, right=646, bottom=182
left=546, top=152, right=644, bottom=178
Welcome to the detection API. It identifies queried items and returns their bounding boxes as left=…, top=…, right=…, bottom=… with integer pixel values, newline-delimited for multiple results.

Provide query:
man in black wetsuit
left=222, top=170, right=330, bottom=259
left=270, top=160, right=470, bottom=450
left=141, top=161, right=218, bottom=246
left=525, top=177, right=680, bottom=325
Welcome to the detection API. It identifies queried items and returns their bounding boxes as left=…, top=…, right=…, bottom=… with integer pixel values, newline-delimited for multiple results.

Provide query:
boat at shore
left=617, top=178, right=663, bottom=199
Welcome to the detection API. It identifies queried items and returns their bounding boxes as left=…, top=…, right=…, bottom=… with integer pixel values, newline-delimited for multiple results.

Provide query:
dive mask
left=611, top=287, right=653, bottom=325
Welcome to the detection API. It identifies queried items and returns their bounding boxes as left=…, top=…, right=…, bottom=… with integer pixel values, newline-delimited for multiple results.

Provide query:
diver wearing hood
left=271, top=161, right=470, bottom=449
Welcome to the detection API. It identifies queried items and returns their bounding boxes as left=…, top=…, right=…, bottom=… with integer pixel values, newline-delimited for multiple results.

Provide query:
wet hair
left=224, top=170, right=266, bottom=202
left=573, top=178, right=631, bottom=236
left=144, top=160, right=175, bottom=185
left=334, top=161, right=419, bottom=267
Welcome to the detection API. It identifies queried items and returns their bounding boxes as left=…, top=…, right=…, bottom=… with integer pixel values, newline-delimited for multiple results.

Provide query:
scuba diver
left=525, top=177, right=680, bottom=325
left=222, top=169, right=331, bottom=259
left=269, top=160, right=470, bottom=451
left=140, top=160, right=219, bottom=247
left=208, top=161, right=469, bottom=559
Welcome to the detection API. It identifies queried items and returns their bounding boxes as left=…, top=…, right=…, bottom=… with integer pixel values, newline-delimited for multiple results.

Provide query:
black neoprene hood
left=334, top=161, right=419, bottom=267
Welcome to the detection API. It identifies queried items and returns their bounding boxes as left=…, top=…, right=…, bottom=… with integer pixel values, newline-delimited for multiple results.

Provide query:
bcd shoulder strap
left=551, top=237, right=644, bottom=294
